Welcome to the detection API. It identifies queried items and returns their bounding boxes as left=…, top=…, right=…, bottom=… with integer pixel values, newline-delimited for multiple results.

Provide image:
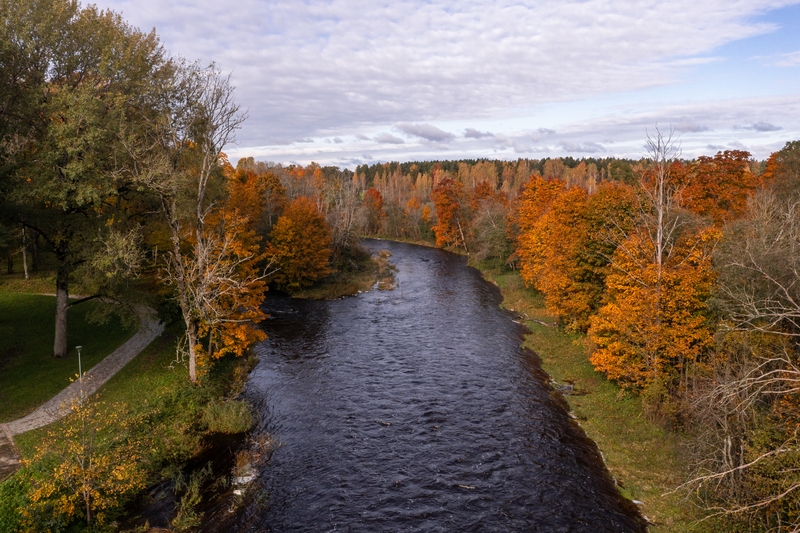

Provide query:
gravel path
left=0, top=307, right=163, bottom=481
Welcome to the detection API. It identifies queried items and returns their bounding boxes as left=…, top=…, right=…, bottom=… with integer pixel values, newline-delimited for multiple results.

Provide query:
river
left=228, top=240, right=645, bottom=532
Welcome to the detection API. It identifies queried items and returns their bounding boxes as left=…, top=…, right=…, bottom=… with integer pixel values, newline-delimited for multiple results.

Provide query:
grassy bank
left=0, top=292, right=136, bottom=423
left=475, top=261, right=708, bottom=532
left=1, top=321, right=256, bottom=532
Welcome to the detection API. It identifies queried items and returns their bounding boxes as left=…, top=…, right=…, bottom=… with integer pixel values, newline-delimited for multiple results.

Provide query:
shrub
left=202, top=399, right=254, bottom=434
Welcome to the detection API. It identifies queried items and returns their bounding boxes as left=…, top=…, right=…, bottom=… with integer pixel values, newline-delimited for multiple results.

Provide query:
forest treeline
left=3, top=0, right=800, bottom=529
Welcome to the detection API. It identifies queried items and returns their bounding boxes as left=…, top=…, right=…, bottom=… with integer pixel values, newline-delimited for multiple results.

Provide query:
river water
left=232, top=240, right=645, bottom=532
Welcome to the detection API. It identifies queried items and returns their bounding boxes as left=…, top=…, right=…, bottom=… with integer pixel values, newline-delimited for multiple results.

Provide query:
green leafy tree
left=2, top=0, right=166, bottom=356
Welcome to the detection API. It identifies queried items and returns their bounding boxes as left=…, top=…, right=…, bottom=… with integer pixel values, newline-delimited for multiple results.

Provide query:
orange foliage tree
left=363, top=187, right=385, bottom=234
left=431, top=176, right=467, bottom=249
left=514, top=177, right=637, bottom=332
left=189, top=200, right=269, bottom=366
left=587, top=132, right=719, bottom=414
left=512, top=174, right=564, bottom=289
left=268, top=196, right=332, bottom=290
left=588, top=227, right=718, bottom=395
left=679, top=150, right=760, bottom=224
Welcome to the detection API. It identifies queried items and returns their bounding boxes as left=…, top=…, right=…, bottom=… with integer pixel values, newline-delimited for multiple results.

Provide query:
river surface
left=232, top=240, right=645, bottom=532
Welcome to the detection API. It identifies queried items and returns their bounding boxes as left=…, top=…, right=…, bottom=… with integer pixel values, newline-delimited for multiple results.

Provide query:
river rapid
left=229, top=240, right=645, bottom=532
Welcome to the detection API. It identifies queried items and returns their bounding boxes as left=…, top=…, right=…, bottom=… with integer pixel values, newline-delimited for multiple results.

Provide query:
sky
left=93, top=0, right=800, bottom=168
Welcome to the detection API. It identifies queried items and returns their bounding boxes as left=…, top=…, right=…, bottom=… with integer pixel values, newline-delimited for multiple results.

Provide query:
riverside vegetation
left=2, top=0, right=800, bottom=530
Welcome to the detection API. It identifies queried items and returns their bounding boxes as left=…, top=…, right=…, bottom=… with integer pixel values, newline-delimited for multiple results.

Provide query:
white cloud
left=749, top=122, right=783, bottom=131
left=464, top=128, right=494, bottom=138
left=93, top=0, right=797, bottom=147
left=559, top=141, right=606, bottom=153
left=395, top=123, right=456, bottom=142
left=776, top=50, right=800, bottom=66
left=374, top=133, right=405, bottom=144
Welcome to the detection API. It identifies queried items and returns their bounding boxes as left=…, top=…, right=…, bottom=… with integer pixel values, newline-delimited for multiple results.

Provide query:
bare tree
left=716, top=191, right=800, bottom=336
left=677, top=187, right=800, bottom=530
left=128, top=60, right=264, bottom=382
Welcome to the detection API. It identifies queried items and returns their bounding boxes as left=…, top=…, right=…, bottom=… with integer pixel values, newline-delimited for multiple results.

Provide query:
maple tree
left=586, top=131, right=718, bottom=418
left=268, top=196, right=333, bottom=291
left=588, top=227, right=718, bottom=393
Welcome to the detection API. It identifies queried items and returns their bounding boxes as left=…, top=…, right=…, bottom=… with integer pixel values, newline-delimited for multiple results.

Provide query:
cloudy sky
left=95, top=0, right=800, bottom=167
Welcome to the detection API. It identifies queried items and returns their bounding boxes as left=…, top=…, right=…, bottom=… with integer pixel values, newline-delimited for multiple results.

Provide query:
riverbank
left=0, top=316, right=256, bottom=532
left=290, top=245, right=397, bottom=299
left=474, top=260, right=708, bottom=532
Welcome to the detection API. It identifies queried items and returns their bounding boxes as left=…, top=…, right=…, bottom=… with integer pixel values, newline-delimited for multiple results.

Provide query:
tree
left=22, top=397, right=146, bottom=529
left=587, top=130, right=717, bottom=417
left=588, top=227, right=717, bottom=394
left=127, top=60, right=258, bottom=383
left=431, top=176, right=466, bottom=249
left=679, top=150, right=760, bottom=224
left=513, top=174, right=563, bottom=288
left=2, top=0, right=166, bottom=357
left=675, top=142, right=800, bottom=531
left=363, top=187, right=385, bottom=235
left=268, top=196, right=332, bottom=291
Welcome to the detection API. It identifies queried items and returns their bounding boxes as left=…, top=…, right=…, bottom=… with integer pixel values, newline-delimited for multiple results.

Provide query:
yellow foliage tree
left=22, top=398, right=146, bottom=530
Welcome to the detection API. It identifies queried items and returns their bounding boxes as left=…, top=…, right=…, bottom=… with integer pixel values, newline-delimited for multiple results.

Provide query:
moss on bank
left=474, top=260, right=712, bottom=532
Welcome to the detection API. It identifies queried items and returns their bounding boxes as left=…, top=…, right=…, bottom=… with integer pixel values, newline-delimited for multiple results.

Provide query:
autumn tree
left=679, top=150, right=760, bottom=224
left=363, top=187, right=385, bottom=235
left=321, top=167, right=363, bottom=267
left=763, top=140, right=800, bottom=197
left=513, top=174, right=563, bottom=287
left=22, top=398, right=146, bottom=529
left=127, top=60, right=260, bottom=383
left=228, top=159, right=287, bottom=239
left=268, top=196, right=332, bottom=291
left=678, top=181, right=800, bottom=528
left=431, top=176, right=467, bottom=249
left=587, top=130, right=717, bottom=418
left=469, top=194, right=512, bottom=263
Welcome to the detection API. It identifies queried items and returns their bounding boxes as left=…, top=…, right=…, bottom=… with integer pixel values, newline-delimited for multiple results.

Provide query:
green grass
left=0, top=292, right=137, bottom=423
left=476, top=263, right=712, bottom=532
left=8, top=323, right=256, bottom=531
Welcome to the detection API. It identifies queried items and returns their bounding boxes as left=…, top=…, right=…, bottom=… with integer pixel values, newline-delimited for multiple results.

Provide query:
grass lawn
left=476, top=262, right=712, bottom=532
left=4, top=323, right=254, bottom=532
left=0, top=292, right=136, bottom=423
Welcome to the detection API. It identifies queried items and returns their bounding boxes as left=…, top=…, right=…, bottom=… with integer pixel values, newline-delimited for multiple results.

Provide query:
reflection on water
left=227, top=240, right=645, bottom=532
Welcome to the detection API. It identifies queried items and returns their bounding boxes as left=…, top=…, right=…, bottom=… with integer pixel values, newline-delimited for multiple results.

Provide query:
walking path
left=0, top=307, right=164, bottom=481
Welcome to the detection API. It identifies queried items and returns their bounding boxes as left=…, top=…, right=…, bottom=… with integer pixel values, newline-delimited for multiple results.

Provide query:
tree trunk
left=53, top=260, right=69, bottom=358
left=6, top=253, right=12, bottom=274
left=21, top=226, right=29, bottom=280
left=187, top=320, right=198, bottom=383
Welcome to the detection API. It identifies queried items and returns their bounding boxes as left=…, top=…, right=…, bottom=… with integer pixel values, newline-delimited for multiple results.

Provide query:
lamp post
left=76, top=345, right=83, bottom=399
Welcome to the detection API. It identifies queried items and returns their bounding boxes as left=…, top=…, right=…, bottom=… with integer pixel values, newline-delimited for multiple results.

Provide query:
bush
left=0, top=477, right=25, bottom=533
left=202, top=399, right=253, bottom=434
